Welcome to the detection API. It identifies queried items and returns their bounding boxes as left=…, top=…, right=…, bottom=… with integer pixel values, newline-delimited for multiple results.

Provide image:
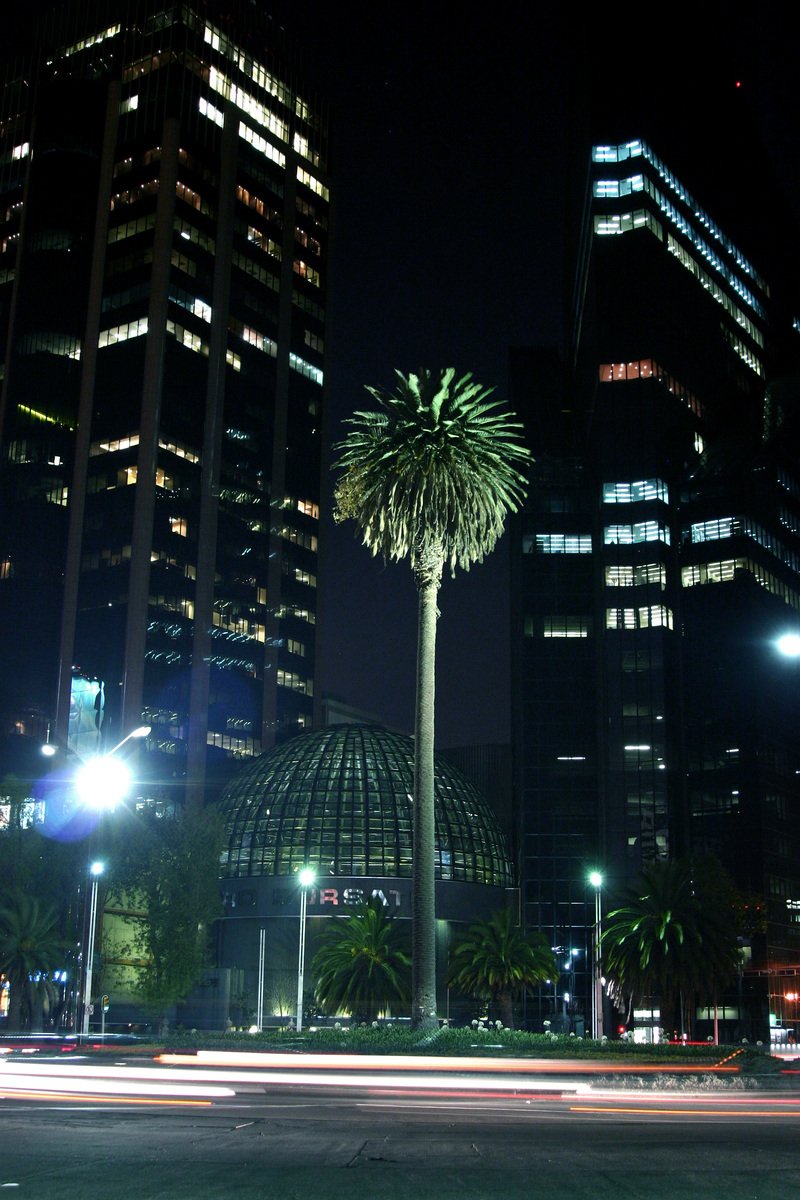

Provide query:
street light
left=777, top=633, right=800, bottom=658
left=82, top=861, right=104, bottom=1036
left=71, top=725, right=149, bottom=1035
left=296, top=866, right=315, bottom=1033
left=589, top=870, right=604, bottom=1040
left=73, top=725, right=151, bottom=811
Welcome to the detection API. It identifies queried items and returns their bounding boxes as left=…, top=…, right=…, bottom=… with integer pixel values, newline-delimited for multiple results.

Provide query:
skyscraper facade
left=512, top=136, right=800, bottom=1040
left=0, top=0, right=328, bottom=796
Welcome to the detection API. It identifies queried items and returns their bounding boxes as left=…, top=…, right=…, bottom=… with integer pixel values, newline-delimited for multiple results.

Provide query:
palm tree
left=334, top=368, right=530, bottom=1027
left=448, top=908, right=556, bottom=1028
left=603, top=858, right=740, bottom=1036
left=0, top=888, right=67, bottom=1031
left=312, top=899, right=411, bottom=1022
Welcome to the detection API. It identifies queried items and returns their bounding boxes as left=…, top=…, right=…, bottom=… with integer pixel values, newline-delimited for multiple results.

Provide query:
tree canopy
left=448, top=908, right=556, bottom=1028
left=0, top=888, right=67, bottom=1031
left=603, top=857, right=742, bottom=1035
left=109, top=806, right=223, bottom=1032
left=312, top=899, right=411, bottom=1022
left=334, top=367, right=530, bottom=578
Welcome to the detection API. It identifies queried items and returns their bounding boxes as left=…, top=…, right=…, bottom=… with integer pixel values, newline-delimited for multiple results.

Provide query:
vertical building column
left=54, top=81, right=121, bottom=743
left=120, top=116, right=180, bottom=732
left=185, top=109, right=238, bottom=809
left=261, top=162, right=297, bottom=748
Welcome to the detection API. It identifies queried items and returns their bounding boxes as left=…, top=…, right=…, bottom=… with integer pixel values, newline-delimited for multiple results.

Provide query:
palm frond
left=334, top=368, right=531, bottom=576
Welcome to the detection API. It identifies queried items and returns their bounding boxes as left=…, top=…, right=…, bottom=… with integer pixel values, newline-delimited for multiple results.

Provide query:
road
left=1, top=1051, right=798, bottom=1199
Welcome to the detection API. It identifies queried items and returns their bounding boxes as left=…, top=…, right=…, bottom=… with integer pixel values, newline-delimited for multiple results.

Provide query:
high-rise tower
left=0, top=0, right=328, bottom=797
left=512, top=136, right=800, bottom=1041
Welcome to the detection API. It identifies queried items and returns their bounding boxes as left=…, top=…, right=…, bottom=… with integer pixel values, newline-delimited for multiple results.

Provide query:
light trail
left=157, top=1049, right=739, bottom=1075
left=1, top=1059, right=587, bottom=1096
left=0, top=1065, right=234, bottom=1101
left=0, top=1088, right=212, bottom=1107
left=571, top=1104, right=800, bottom=1117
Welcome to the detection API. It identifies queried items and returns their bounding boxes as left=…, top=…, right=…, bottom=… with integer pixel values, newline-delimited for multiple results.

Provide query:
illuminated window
left=165, top=320, right=208, bottom=356
left=98, top=318, right=148, bottom=348
left=525, top=619, right=594, bottom=638
left=276, top=603, right=316, bottom=624
left=293, top=259, right=320, bottom=287
left=107, top=213, right=157, bottom=244
left=169, top=285, right=211, bottom=322
left=174, top=218, right=215, bottom=254
left=209, top=66, right=289, bottom=142
left=541, top=616, right=592, bottom=638
left=247, top=226, right=281, bottom=259
left=230, top=318, right=277, bottom=357
left=1, top=559, right=13, bottom=579
left=593, top=174, right=644, bottom=198
left=690, top=517, right=738, bottom=542
left=594, top=209, right=662, bottom=238
left=289, top=352, right=323, bottom=385
left=199, top=96, right=224, bottom=128
left=604, top=522, right=670, bottom=545
left=602, top=479, right=668, bottom=504
left=277, top=669, right=313, bottom=696
left=525, top=533, right=592, bottom=554
left=605, top=563, right=665, bottom=588
left=606, top=605, right=673, bottom=630
left=60, top=22, right=120, bottom=58
left=238, top=122, right=286, bottom=168
left=169, top=516, right=188, bottom=537
left=296, top=167, right=329, bottom=201
left=291, top=497, right=319, bottom=520
left=119, top=94, right=139, bottom=114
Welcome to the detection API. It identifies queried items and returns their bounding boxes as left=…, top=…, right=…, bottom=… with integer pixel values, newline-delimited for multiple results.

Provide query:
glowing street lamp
left=82, top=861, right=105, bottom=1036
left=73, top=725, right=150, bottom=811
left=296, top=867, right=316, bottom=1033
left=71, top=725, right=149, bottom=1035
left=777, top=633, right=800, bottom=658
left=589, top=870, right=604, bottom=1040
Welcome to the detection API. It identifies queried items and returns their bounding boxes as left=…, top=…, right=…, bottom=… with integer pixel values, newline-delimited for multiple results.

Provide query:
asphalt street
left=2, top=1054, right=799, bottom=1199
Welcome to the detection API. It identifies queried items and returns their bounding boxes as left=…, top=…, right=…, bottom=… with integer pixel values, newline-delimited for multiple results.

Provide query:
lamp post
left=296, top=867, right=315, bottom=1033
left=589, top=870, right=604, bottom=1040
left=82, top=861, right=104, bottom=1035
left=70, top=725, right=149, bottom=1036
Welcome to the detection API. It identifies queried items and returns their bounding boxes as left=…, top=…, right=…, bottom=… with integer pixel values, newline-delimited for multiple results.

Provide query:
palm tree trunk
left=411, top=542, right=443, bottom=1029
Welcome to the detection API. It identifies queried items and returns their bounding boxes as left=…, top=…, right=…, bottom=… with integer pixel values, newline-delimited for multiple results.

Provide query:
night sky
left=304, top=2, right=800, bottom=747
left=308, top=4, right=573, bottom=746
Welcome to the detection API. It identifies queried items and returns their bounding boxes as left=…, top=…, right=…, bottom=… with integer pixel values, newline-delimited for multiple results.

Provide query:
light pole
left=70, top=725, right=149, bottom=1036
left=82, top=861, right=104, bottom=1035
left=589, top=870, right=603, bottom=1040
left=295, top=867, right=315, bottom=1033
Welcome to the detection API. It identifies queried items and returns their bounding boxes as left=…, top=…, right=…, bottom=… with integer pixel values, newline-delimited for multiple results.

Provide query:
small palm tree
left=335, top=368, right=530, bottom=1027
left=0, top=888, right=67, bottom=1031
left=312, top=899, right=411, bottom=1022
left=448, top=908, right=556, bottom=1028
left=603, top=858, right=740, bottom=1035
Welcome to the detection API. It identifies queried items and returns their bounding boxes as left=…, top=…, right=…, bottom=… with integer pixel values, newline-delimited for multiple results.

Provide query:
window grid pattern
left=220, top=725, right=513, bottom=886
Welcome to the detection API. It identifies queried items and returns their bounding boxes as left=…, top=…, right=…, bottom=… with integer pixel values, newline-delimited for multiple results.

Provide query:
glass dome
left=219, top=724, right=513, bottom=887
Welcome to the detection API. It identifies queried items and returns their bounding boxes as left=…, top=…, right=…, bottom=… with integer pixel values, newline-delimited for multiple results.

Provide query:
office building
left=0, top=0, right=328, bottom=796
left=512, top=136, right=800, bottom=1040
